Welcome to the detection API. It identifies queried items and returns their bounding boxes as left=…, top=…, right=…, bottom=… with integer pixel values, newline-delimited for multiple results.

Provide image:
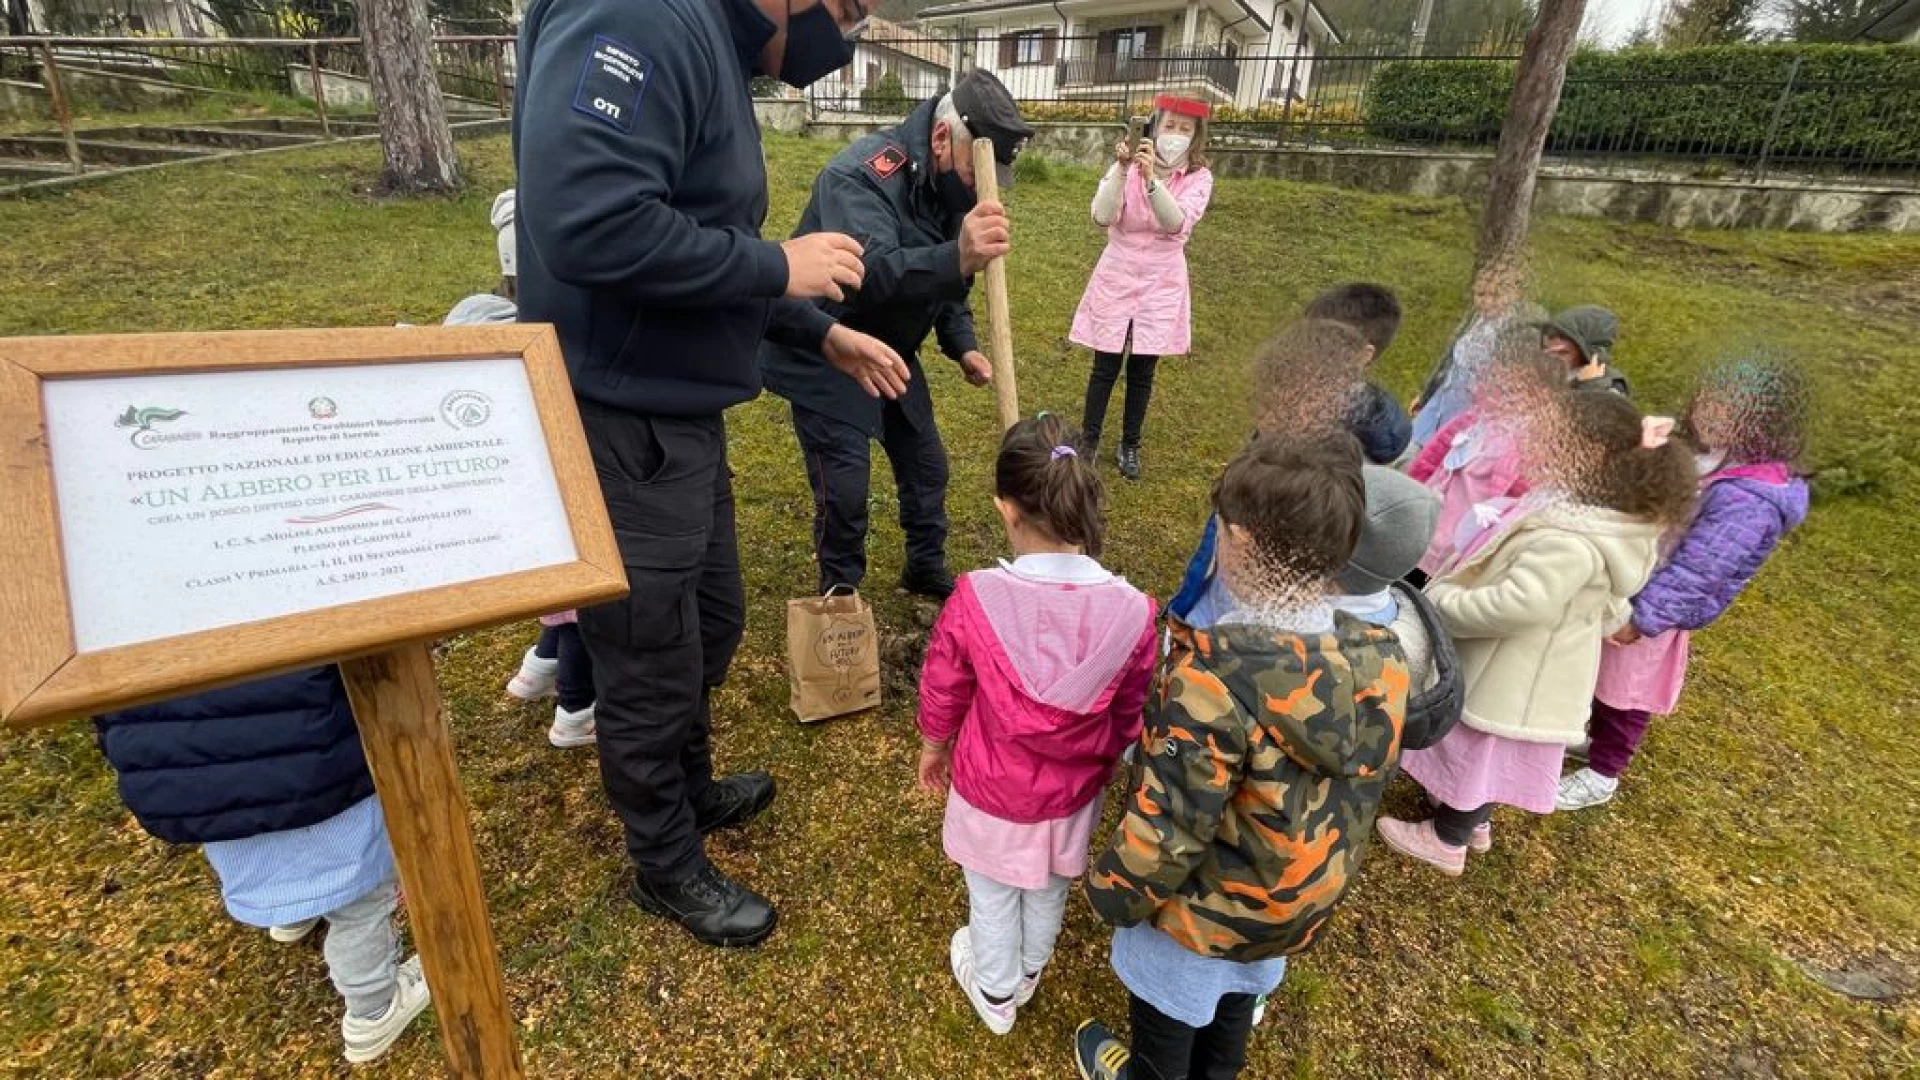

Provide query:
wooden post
left=38, top=43, right=81, bottom=175
left=491, top=41, right=511, bottom=117
left=308, top=43, right=332, bottom=139
left=1473, top=0, right=1587, bottom=289
left=342, top=645, right=525, bottom=1080
left=971, top=136, right=1020, bottom=431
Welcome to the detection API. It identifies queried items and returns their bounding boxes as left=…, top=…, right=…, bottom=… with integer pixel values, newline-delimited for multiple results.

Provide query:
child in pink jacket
left=917, top=414, right=1158, bottom=1037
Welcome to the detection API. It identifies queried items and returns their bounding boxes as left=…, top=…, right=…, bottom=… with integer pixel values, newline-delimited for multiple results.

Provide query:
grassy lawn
left=3, top=133, right=1918, bottom=1079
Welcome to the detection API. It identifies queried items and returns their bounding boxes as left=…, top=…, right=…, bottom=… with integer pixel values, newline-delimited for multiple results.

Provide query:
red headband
left=1153, top=95, right=1212, bottom=119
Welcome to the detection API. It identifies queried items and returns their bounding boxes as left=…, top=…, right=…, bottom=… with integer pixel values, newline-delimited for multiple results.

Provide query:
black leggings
left=1082, top=349, right=1161, bottom=447
left=533, top=622, right=596, bottom=713
left=1432, top=802, right=1493, bottom=847
left=1128, top=991, right=1258, bottom=1080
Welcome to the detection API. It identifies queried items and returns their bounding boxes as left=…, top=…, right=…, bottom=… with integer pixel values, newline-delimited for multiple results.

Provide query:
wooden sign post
left=972, top=136, right=1021, bottom=431
left=0, top=325, right=628, bottom=1080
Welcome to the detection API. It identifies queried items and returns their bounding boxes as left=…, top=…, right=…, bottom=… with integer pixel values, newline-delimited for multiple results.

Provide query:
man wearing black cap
left=763, top=70, right=1032, bottom=600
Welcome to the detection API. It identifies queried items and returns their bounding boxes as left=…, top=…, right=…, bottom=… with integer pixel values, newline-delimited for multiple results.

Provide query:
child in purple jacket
left=1559, top=359, right=1811, bottom=810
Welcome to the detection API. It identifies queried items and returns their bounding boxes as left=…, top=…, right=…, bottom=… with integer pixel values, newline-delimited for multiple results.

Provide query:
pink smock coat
left=1069, top=166, right=1213, bottom=357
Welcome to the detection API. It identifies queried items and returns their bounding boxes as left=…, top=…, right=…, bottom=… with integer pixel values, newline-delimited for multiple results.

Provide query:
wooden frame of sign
left=0, top=324, right=627, bottom=1080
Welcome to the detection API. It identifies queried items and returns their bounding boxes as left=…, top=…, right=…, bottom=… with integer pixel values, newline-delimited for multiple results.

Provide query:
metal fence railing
left=5, top=31, right=1915, bottom=189
left=807, top=33, right=1920, bottom=189
left=0, top=34, right=518, bottom=167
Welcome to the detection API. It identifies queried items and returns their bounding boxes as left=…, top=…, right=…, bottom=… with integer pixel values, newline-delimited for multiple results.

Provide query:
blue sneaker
left=1075, top=1020, right=1131, bottom=1080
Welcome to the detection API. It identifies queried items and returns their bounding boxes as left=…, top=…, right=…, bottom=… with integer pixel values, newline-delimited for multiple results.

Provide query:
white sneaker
left=548, top=703, right=596, bottom=748
left=949, top=927, right=1015, bottom=1036
left=268, top=917, right=320, bottom=944
left=342, top=954, right=431, bottom=1064
left=1556, top=768, right=1620, bottom=812
left=506, top=648, right=557, bottom=700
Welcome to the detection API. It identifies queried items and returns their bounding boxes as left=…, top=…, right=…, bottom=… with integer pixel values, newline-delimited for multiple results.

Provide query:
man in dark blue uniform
left=762, top=71, right=1031, bottom=600
left=513, top=0, right=908, bottom=949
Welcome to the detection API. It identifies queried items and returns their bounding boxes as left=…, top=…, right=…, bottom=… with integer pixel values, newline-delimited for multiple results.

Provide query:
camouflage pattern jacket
left=1087, top=612, right=1409, bottom=962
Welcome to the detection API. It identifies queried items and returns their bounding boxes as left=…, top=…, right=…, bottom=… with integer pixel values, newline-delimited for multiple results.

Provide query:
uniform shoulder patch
left=862, top=144, right=909, bottom=181
left=571, top=35, right=653, bottom=133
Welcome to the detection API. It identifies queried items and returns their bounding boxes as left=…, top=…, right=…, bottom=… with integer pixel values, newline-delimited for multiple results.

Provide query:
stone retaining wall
left=801, top=117, right=1919, bottom=234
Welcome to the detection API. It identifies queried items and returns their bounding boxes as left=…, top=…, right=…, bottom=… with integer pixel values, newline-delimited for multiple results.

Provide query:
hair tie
left=1641, top=416, right=1675, bottom=449
left=1050, top=445, right=1077, bottom=460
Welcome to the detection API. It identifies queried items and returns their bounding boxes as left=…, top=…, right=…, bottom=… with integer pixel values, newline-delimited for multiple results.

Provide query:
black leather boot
left=630, top=866, right=777, bottom=948
left=899, top=564, right=956, bottom=601
left=693, top=771, right=776, bottom=834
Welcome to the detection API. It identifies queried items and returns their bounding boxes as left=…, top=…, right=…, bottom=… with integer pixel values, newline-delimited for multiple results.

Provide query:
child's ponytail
left=996, top=414, right=1107, bottom=557
left=1565, top=391, right=1697, bottom=528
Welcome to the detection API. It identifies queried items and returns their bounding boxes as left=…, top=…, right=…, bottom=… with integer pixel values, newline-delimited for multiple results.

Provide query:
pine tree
left=1659, top=0, right=1763, bottom=46
left=1774, top=0, right=1882, bottom=41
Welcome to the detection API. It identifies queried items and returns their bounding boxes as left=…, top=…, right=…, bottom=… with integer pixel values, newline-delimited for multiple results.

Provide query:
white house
left=24, top=0, right=211, bottom=36
left=815, top=16, right=956, bottom=112
left=914, top=0, right=1342, bottom=112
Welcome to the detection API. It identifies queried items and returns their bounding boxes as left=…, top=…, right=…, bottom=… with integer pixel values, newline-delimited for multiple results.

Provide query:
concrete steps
left=0, top=134, right=214, bottom=167
left=0, top=158, right=71, bottom=183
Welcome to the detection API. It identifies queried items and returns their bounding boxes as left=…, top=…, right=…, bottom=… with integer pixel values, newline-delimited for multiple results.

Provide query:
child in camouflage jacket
left=1074, top=434, right=1410, bottom=1080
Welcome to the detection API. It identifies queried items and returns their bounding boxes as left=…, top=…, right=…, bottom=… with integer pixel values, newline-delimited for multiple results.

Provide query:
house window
left=998, top=29, right=1057, bottom=67
left=1109, top=26, right=1155, bottom=63
left=1095, top=24, right=1163, bottom=79
left=866, top=60, right=881, bottom=86
left=1283, top=10, right=1294, bottom=30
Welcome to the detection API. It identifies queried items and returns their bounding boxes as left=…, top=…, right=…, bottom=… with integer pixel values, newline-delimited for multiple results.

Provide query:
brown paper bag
left=786, top=587, right=882, bottom=723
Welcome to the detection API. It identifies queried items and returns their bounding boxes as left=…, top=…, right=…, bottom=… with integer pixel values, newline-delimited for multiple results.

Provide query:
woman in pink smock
left=1071, top=95, right=1215, bottom=482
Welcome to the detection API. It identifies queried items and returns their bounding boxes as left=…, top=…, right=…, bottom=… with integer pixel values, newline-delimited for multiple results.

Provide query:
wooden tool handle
left=971, top=137, right=1020, bottom=431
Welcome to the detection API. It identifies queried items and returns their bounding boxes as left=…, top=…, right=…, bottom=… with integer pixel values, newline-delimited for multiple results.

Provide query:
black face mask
left=936, top=166, right=976, bottom=216
left=780, top=0, right=856, bottom=88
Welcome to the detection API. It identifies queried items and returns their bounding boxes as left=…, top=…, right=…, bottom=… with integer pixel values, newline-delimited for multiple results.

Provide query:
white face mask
left=1155, top=133, right=1191, bottom=165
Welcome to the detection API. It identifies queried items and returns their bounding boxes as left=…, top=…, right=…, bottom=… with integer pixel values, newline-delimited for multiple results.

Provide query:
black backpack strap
left=1391, top=580, right=1464, bottom=752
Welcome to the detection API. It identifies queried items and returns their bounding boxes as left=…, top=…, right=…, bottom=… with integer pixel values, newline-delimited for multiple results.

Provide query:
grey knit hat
left=1336, top=465, right=1441, bottom=596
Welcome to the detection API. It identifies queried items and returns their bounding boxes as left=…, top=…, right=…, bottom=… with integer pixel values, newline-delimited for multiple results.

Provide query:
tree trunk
left=1473, top=0, right=1585, bottom=298
left=7, top=0, right=34, bottom=36
left=356, top=0, right=461, bottom=195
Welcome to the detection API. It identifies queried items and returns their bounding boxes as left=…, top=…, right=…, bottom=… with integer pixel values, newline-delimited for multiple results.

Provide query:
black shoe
left=1074, top=1020, right=1132, bottom=1079
left=1117, top=442, right=1142, bottom=482
left=1080, top=431, right=1102, bottom=460
left=899, top=565, right=956, bottom=601
left=629, top=866, right=777, bottom=948
left=693, top=771, right=776, bottom=834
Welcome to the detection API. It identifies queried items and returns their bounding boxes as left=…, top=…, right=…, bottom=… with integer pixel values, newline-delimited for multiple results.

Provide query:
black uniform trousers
left=573, top=399, right=745, bottom=885
left=791, top=362, right=949, bottom=594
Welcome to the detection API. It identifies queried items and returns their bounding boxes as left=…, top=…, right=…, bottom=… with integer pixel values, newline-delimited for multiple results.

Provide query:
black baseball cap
left=951, top=69, right=1033, bottom=188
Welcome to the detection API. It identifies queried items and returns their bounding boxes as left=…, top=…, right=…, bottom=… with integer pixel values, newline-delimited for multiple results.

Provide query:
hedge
left=1363, top=44, right=1920, bottom=165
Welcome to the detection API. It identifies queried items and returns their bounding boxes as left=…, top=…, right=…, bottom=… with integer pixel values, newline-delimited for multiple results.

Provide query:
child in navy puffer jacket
left=95, top=667, right=433, bottom=1063
left=1558, top=359, right=1812, bottom=810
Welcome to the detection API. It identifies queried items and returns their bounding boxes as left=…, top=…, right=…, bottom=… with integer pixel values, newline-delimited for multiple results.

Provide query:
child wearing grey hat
left=1330, top=467, right=1463, bottom=757
left=1330, top=466, right=1440, bottom=625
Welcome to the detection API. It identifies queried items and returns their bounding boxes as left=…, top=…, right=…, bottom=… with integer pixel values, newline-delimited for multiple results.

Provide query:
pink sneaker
left=1469, top=822, right=1492, bottom=855
left=1376, top=817, right=1466, bottom=877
